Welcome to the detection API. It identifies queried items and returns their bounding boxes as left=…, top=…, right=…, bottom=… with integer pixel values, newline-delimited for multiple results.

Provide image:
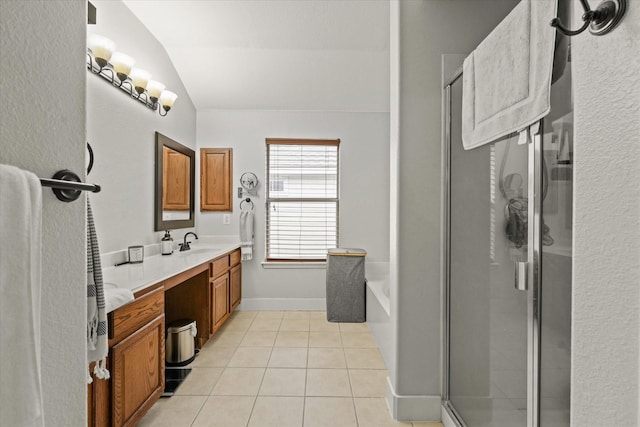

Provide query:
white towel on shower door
left=0, top=164, right=44, bottom=427
left=461, top=0, right=557, bottom=150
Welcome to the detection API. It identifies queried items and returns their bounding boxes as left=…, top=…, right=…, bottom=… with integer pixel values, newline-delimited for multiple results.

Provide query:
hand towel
left=240, top=209, right=254, bottom=261
left=462, top=0, right=557, bottom=150
left=104, top=286, right=134, bottom=314
left=87, top=199, right=109, bottom=382
left=0, top=164, right=44, bottom=427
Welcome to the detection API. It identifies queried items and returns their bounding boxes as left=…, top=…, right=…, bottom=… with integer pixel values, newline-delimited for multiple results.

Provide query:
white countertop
left=102, top=240, right=240, bottom=309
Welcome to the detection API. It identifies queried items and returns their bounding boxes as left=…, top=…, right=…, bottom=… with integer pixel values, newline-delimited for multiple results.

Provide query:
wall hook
left=550, top=0, right=626, bottom=36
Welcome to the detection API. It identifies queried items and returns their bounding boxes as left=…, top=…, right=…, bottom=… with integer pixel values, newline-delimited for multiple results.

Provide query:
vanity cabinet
left=212, top=274, right=229, bottom=331
left=230, top=264, right=241, bottom=310
left=210, top=248, right=242, bottom=334
left=111, top=287, right=165, bottom=427
left=89, top=247, right=241, bottom=426
left=200, top=148, right=232, bottom=211
left=88, top=287, right=165, bottom=427
left=111, top=315, right=164, bottom=427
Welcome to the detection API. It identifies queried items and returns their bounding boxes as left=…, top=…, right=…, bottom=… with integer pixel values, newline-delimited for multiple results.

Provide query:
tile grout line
left=302, top=330, right=309, bottom=427
left=189, top=312, right=254, bottom=427
left=339, top=323, right=361, bottom=427
left=187, top=395, right=208, bottom=427
left=347, top=328, right=364, bottom=427
left=241, top=312, right=261, bottom=427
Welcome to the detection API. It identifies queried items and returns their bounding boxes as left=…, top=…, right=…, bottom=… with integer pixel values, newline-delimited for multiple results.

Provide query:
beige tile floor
left=139, top=311, right=443, bottom=427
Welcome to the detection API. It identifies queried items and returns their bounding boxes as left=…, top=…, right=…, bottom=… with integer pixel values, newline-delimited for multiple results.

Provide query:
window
left=266, top=138, right=340, bottom=261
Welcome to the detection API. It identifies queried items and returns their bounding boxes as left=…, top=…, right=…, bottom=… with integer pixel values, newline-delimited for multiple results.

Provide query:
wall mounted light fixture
left=87, top=34, right=178, bottom=116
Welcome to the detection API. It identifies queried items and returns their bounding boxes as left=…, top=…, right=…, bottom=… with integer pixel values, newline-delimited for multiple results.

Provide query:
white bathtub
left=366, top=262, right=392, bottom=370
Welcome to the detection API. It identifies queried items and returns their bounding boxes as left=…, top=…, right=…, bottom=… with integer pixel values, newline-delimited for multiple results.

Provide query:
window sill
left=261, top=261, right=327, bottom=270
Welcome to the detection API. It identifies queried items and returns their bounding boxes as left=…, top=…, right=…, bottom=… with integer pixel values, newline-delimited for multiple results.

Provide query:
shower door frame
left=441, top=68, right=543, bottom=427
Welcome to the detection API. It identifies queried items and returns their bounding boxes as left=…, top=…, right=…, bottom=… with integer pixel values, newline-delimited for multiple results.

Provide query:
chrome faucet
left=179, top=232, right=198, bottom=251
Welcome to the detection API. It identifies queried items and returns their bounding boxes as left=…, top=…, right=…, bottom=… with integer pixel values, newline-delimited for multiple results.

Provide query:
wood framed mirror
left=155, top=132, right=195, bottom=231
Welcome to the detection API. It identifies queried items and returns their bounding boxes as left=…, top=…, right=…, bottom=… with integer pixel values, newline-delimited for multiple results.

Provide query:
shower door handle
left=515, top=261, right=528, bottom=291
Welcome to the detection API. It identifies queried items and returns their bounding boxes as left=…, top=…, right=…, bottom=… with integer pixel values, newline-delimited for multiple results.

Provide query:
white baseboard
left=385, top=377, right=442, bottom=422
left=238, top=298, right=326, bottom=311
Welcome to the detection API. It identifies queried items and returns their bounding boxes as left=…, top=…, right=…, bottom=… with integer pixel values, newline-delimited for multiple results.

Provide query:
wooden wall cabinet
left=200, top=148, right=232, bottom=211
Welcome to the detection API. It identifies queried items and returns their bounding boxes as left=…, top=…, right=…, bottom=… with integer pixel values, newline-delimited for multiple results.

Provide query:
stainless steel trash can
left=166, top=319, right=197, bottom=366
left=326, top=248, right=367, bottom=322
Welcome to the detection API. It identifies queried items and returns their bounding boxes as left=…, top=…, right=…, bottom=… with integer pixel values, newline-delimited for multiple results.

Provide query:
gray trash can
left=166, top=319, right=197, bottom=366
left=326, top=248, right=367, bottom=322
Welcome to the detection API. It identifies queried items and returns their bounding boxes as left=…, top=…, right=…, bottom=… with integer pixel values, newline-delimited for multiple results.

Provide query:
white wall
left=571, top=5, right=640, bottom=425
left=87, top=0, right=197, bottom=254
left=0, top=0, right=87, bottom=425
left=390, top=0, right=519, bottom=420
left=196, top=110, right=390, bottom=309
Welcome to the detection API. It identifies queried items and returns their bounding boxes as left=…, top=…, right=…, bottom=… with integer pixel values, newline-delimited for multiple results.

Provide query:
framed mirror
left=155, top=132, right=195, bottom=231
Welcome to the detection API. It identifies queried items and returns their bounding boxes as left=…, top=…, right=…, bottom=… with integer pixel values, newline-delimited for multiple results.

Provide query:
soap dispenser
left=161, top=230, right=174, bottom=255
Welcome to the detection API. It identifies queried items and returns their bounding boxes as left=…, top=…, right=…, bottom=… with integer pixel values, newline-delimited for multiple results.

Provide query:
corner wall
left=571, top=5, right=640, bottom=424
left=196, top=110, right=390, bottom=309
left=0, top=1, right=87, bottom=424
left=391, top=0, right=519, bottom=420
left=87, top=0, right=197, bottom=254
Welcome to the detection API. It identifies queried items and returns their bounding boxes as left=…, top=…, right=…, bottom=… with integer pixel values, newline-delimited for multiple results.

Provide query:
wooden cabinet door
left=230, top=264, right=241, bottom=310
left=111, top=315, right=165, bottom=427
left=212, top=275, right=229, bottom=332
left=163, top=146, right=191, bottom=211
left=88, top=358, right=110, bottom=427
left=200, top=148, right=232, bottom=211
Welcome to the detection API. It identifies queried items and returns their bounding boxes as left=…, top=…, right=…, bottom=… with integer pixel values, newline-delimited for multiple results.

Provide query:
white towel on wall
left=461, top=0, right=557, bottom=150
left=240, top=209, right=254, bottom=261
left=0, top=164, right=44, bottom=427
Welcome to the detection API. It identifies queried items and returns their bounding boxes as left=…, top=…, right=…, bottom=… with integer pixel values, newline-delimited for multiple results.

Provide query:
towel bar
left=40, top=169, right=101, bottom=202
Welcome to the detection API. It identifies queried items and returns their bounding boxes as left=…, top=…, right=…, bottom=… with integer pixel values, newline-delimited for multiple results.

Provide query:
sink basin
left=103, top=282, right=118, bottom=289
left=176, top=247, right=219, bottom=256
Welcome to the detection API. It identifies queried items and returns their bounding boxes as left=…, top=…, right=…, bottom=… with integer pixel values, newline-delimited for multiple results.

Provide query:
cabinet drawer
left=211, top=255, right=229, bottom=278
left=110, top=287, right=164, bottom=344
left=230, top=249, right=241, bottom=267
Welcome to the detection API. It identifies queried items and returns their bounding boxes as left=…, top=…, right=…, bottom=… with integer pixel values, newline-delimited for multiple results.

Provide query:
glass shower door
left=539, top=46, right=572, bottom=427
left=446, top=73, right=530, bottom=427
left=443, top=42, right=572, bottom=427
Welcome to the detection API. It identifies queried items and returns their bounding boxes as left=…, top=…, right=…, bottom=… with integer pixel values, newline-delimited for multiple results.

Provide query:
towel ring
left=240, top=198, right=254, bottom=211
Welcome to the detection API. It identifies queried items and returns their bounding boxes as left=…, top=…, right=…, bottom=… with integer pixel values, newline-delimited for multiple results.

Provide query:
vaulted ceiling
left=123, top=0, right=390, bottom=112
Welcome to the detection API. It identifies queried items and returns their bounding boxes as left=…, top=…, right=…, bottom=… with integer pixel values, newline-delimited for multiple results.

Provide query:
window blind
left=266, top=138, right=340, bottom=261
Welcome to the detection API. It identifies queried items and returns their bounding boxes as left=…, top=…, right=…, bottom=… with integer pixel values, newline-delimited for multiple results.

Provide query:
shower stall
left=442, top=43, right=573, bottom=427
